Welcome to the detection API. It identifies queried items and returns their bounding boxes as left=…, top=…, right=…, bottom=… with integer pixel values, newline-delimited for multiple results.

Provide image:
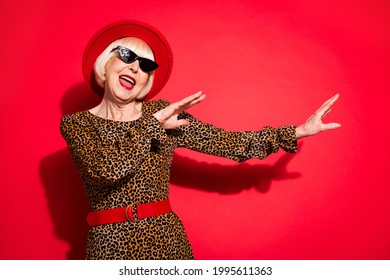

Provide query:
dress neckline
left=86, top=102, right=146, bottom=124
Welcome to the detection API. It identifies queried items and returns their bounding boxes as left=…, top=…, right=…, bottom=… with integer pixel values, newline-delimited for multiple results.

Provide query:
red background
left=1, top=0, right=389, bottom=260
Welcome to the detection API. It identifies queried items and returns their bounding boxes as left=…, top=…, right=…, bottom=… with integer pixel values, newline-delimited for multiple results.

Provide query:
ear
left=101, top=64, right=107, bottom=82
left=94, top=72, right=105, bottom=88
left=102, top=63, right=107, bottom=77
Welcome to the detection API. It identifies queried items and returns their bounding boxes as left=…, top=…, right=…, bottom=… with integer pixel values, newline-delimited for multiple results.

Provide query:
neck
left=89, top=97, right=143, bottom=122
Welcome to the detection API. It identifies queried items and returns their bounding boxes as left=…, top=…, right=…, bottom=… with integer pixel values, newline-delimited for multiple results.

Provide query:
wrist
left=295, top=125, right=306, bottom=140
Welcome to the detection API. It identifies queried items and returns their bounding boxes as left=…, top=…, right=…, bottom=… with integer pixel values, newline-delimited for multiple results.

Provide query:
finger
left=176, top=119, right=190, bottom=127
left=316, top=94, right=339, bottom=116
left=322, top=108, right=331, bottom=119
left=187, top=94, right=206, bottom=107
left=322, top=122, right=341, bottom=131
left=322, top=94, right=339, bottom=107
left=177, top=92, right=206, bottom=111
left=162, top=119, right=189, bottom=129
left=306, top=112, right=318, bottom=123
left=158, top=111, right=173, bottom=123
left=179, top=91, right=204, bottom=106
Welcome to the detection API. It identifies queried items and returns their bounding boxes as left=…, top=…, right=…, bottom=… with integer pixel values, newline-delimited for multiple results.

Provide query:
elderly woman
left=60, top=20, right=340, bottom=260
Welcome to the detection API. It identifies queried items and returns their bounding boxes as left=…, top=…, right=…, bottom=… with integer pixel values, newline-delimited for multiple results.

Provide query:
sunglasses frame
left=111, top=45, right=159, bottom=72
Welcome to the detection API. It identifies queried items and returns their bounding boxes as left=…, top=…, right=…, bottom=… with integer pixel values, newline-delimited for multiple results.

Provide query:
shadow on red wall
left=171, top=150, right=301, bottom=194
left=39, top=83, right=100, bottom=259
left=39, top=83, right=302, bottom=259
left=40, top=149, right=90, bottom=259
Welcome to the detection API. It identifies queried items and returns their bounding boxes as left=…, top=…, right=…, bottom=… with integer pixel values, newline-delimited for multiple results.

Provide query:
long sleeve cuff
left=276, top=125, right=298, bottom=153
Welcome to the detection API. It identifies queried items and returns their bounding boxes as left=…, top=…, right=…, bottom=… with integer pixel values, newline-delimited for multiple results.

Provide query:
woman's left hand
left=296, top=94, right=341, bottom=139
left=154, top=91, right=206, bottom=129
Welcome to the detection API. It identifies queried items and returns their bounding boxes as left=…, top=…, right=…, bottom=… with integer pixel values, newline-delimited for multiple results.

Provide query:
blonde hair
left=94, top=37, right=155, bottom=97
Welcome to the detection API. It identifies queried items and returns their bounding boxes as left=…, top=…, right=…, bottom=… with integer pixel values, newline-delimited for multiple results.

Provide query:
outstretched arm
left=154, top=91, right=297, bottom=162
left=153, top=91, right=341, bottom=142
left=295, top=94, right=341, bottom=139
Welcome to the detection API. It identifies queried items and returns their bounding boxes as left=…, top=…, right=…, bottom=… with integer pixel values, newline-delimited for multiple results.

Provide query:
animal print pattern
left=60, top=99, right=297, bottom=259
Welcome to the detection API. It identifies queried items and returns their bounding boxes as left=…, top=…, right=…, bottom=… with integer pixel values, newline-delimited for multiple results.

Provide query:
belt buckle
left=125, top=205, right=138, bottom=222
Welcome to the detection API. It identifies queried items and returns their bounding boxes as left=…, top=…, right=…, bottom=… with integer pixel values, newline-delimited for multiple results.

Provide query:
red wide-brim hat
left=82, top=20, right=173, bottom=100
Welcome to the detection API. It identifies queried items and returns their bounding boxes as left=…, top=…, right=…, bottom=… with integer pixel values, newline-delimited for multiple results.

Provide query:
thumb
left=323, top=122, right=341, bottom=131
left=176, top=119, right=190, bottom=127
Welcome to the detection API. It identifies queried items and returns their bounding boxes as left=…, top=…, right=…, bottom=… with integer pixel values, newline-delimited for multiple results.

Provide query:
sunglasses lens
left=140, top=59, right=159, bottom=72
left=118, top=47, right=137, bottom=63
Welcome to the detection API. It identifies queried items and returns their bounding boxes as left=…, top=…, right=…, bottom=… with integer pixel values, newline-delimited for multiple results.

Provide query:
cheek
left=104, top=60, right=119, bottom=79
left=138, top=73, right=149, bottom=87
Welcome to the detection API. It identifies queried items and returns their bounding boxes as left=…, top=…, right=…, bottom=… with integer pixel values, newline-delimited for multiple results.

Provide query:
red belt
left=87, top=199, right=172, bottom=226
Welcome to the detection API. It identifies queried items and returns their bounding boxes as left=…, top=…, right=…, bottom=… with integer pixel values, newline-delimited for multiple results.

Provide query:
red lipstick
left=119, top=75, right=136, bottom=90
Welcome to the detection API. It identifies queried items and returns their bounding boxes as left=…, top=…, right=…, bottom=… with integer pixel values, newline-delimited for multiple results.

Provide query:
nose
left=129, top=59, right=140, bottom=72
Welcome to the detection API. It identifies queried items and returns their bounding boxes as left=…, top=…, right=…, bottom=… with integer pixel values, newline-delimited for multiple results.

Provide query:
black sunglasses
left=111, top=45, right=159, bottom=72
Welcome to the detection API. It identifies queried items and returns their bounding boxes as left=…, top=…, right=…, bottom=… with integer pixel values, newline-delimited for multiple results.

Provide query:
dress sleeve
left=171, top=111, right=298, bottom=162
left=60, top=113, right=167, bottom=187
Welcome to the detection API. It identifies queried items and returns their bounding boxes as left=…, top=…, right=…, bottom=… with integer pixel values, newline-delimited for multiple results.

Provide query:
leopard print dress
left=60, top=99, right=297, bottom=259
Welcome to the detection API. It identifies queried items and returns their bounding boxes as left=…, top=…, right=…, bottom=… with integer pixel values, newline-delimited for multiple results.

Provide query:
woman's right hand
left=295, top=94, right=341, bottom=139
left=153, top=91, right=206, bottom=129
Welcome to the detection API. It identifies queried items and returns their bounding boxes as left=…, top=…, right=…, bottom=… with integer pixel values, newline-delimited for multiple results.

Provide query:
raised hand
left=153, top=91, right=206, bottom=129
left=296, top=94, right=341, bottom=139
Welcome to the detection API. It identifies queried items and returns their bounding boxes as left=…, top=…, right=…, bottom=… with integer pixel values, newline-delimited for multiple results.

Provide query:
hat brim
left=82, top=20, right=173, bottom=100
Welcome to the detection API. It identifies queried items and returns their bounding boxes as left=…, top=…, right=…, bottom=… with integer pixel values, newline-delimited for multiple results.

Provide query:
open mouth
left=119, top=75, right=136, bottom=90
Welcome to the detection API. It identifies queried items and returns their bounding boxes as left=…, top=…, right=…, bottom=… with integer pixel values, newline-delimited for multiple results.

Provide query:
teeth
left=120, top=76, right=135, bottom=85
